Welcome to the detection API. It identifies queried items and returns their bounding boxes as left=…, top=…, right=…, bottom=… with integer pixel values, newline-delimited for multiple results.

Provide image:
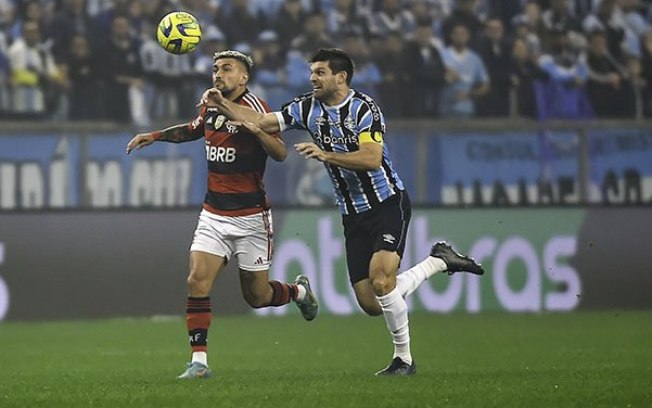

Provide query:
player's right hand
left=126, top=133, right=155, bottom=154
left=196, top=88, right=223, bottom=107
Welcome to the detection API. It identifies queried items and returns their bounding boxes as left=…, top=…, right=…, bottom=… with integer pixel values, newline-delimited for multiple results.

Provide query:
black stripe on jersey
left=339, top=102, right=380, bottom=208
left=205, top=190, right=266, bottom=211
left=355, top=90, right=384, bottom=133
left=381, top=157, right=399, bottom=193
left=208, top=153, right=265, bottom=174
left=318, top=105, right=355, bottom=214
left=301, top=97, right=312, bottom=130
left=355, top=102, right=369, bottom=126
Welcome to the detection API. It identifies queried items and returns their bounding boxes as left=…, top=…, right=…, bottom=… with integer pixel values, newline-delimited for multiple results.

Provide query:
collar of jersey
left=319, top=89, right=355, bottom=109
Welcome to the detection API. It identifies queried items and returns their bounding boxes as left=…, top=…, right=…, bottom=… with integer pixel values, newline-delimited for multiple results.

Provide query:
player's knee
left=186, top=274, right=211, bottom=296
left=370, top=274, right=394, bottom=296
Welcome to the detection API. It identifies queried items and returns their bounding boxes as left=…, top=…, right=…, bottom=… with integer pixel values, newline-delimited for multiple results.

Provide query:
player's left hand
left=295, top=142, right=327, bottom=162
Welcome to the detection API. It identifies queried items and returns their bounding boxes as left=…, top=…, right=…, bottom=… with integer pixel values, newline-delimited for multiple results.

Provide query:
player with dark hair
left=126, top=50, right=318, bottom=380
left=199, top=48, right=485, bottom=376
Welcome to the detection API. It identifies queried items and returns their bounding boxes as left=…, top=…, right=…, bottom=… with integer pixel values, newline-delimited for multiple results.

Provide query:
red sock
left=186, top=296, right=211, bottom=352
left=268, top=281, right=299, bottom=306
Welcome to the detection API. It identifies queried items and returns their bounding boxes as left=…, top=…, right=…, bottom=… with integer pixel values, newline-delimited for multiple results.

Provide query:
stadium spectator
left=536, top=29, right=592, bottom=119
left=47, top=0, right=93, bottom=64
left=541, top=0, right=583, bottom=51
left=7, top=20, right=67, bottom=117
left=126, top=49, right=317, bottom=380
left=441, top=0, right=484, bottom=45
left=476, top=17, right=511, bottom=116
left=290, top=12, right=334, bottom=55
left=510, top=38, right=549, bottom=117
left=95, top=15, right=146, bottom=124
left=90, top=0, right=131, bottom=42
left=251, top=29, right=292, bottom=109
left=582, top=0, right=640, bottom=60
left=626, top=54, right=646, bottom=118
left=367, top=0, right=417, bottom=38
left=402, top=18, right=446, bottom=117
left=619, top=0, right=651, bottom=37
left=249, top=0, right=286, bottom=19
left=512, top=17, right=543, bottom=58
left=339, top=31, right=381, bottom=99
left=584, top=30, right=635, bottom=117
left=642, top=30, right=652, bottom=117
left=375, top=32, right=410, bottom=117
left=405, top=0, right=440, bottom=31
left=325, top=0, right=369, bottom=38
left=199, top=47, right=485, bottom=376
left=273, top=0, right=309, bottom=50
left=140, top=19, right=195, bottom=121
left=511, top=1, right=544, bottom=55
left=11, top=0, right=47, bottom=38
left=439, top=24, right=490, bottom=118
left=0, top=37, right=9, bottom=113
left=216, top=0, right=264, bottom=47
left=65, top=34, right=101, bottom=120
left=487, top=0, right=523, bottom=30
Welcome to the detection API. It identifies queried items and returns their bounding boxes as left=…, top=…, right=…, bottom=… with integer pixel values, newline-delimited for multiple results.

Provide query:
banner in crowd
left=587, top=129, right=652, bottom=204
left=1, top=207, right=651, bottom=321
left=1, top=128, right=651, bottom=210
left=437, top=129, right=652, bottom=206
left=0, top=133, right=207, bottom=209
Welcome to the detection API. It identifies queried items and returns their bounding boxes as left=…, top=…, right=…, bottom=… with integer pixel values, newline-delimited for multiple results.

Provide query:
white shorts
left=190, top=209, right=273, bottom=271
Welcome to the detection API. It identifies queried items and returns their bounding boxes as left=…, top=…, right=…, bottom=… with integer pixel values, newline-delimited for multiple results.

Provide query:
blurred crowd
left=1, top=0, right=652, bottom=126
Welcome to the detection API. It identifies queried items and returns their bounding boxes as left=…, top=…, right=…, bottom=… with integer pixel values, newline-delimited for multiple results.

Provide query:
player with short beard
left=200, top=48, right=485, bottom=376
left=126, top=50, right=318, bottom=380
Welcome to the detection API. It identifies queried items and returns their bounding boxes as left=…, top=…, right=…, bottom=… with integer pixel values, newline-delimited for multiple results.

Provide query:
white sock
left=191, top=351, right=208, bottom=366
left=295, top=284, right=307, bottom=302
left=376, top=287, right=412, bottom=365
left=396, top=256, right=447, bottom=298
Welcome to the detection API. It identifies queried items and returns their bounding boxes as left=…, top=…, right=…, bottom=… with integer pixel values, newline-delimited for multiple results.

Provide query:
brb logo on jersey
left=205, top=145, right=236, bottom=163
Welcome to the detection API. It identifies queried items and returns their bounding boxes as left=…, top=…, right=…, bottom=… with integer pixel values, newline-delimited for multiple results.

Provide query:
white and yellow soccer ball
left=156, top=11, right=202, bottom=54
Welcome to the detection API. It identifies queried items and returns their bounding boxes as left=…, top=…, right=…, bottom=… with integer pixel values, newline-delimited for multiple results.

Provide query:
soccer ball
left=156, top=11, right=202, bottom=54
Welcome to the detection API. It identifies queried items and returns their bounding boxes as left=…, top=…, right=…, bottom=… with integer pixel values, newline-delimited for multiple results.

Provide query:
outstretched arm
left=239, top=121, right=287, bottom=162
left=126, top=123, right=202, bottom=154
left=295, top=141, right=383, bottom=171
left=200, top=88, right=281, bottom=134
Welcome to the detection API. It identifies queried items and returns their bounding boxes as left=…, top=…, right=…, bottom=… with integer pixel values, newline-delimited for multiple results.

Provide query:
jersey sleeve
left=357, top=96, right=385, bottom=136
left=278, top=97, right=309, bottom=131
left=242, top=92, right=283, bottom=139
left=186, top=106, right=206, bottom=139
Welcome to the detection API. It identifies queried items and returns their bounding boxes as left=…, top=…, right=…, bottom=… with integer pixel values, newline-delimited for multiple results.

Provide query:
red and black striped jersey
left=187, top=89, right=280, bottom=216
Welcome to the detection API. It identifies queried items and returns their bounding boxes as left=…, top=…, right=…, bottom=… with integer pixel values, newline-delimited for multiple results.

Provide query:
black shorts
left=342, top=190, right=411, bottom=285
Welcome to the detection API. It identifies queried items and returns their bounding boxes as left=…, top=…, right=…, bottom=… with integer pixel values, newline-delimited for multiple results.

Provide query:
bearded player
left=126, top=50, right=318, bottom=380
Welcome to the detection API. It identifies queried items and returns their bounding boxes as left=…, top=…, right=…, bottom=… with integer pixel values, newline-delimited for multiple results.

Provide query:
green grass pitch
left=0, top=312, right=650, bottom=407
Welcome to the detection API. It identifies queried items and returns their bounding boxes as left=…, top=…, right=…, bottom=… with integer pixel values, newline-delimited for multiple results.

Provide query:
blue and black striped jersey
left=276, top=89, right=405, bottom=215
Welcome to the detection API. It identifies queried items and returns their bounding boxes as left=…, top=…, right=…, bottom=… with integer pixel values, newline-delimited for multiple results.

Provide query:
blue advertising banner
left=1, top=127, right=650, bottom=209
left=0, top=133, right=206, bottom=210
left=0, top=134, right=80, bottom=209
left=588, top=129, right=652, bottom=204
left=438, top=132, right=579, bottom=205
